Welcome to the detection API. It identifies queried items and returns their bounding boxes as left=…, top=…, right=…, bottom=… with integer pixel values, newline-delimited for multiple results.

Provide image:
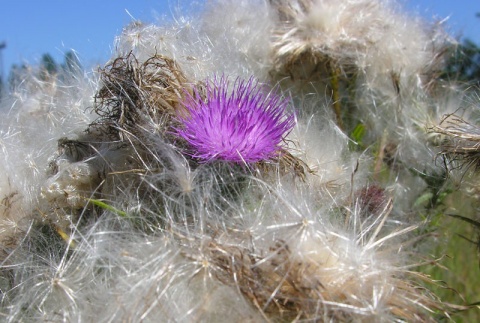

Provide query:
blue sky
left=0, top=0, right=479, bottom=81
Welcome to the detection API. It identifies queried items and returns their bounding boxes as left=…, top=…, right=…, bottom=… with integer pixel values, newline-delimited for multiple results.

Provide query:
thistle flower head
left=175, top=76, right=295, bottom=163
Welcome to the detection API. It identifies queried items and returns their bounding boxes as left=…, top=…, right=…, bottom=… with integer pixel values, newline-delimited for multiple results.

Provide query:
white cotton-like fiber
left=285, top=98, right=368, bottom=203
left=114, top=0, right=275, bottom=83
left=271, top=0, right=449, bottom=85
left=270, top=0, right=452, bottom=176
left=0, top=0, right=463, bottom=321
left=0, top=67, right=98, bottom=241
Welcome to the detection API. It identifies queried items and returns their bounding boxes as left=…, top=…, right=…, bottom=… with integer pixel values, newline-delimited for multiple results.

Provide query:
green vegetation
left=442, top=39, right=480, bottom=85
left=422, top=186, right=480, bottom=321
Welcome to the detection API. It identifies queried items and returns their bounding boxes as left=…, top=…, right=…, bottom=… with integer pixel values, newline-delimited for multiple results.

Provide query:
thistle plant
left=1, top=0, right=479, bottom=321
left=175, top=76, right=295, bottom=163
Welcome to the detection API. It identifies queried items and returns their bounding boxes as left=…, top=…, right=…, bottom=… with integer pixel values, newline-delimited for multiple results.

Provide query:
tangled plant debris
left=92, top=52, right=189, bottom=138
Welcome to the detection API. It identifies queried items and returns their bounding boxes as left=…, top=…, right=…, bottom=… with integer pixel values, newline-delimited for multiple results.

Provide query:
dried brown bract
left=92, top=53, right=189, bottom=139
left=269, top=0, right=361, bottom=81
left=256, top=148, right=314, bottom=181
left=430, top=114, right=480, bottom=172
left=198, top=236, right=446, bottom=322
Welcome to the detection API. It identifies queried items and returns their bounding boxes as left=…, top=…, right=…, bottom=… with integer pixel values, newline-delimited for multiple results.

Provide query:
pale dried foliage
left=93, top=53, right=190, bottom=138
left=0, top=0, right=466, bottom=321
left=431, top=113, right=480, bottom=171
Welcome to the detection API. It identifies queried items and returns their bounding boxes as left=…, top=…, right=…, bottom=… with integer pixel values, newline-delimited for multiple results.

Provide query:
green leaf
left=88, top=199, right=128, bottom=218
left=351, top=123, right=366, bottom=145
left=414, top=192, right=434, bottom=207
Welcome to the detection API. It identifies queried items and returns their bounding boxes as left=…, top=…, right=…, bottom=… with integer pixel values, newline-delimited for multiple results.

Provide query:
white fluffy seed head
left=0, top=0, right=457, bottom=321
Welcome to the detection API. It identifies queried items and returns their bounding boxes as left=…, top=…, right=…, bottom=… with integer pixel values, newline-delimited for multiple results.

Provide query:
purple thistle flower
left=175, top=76, right=295, bottom=163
